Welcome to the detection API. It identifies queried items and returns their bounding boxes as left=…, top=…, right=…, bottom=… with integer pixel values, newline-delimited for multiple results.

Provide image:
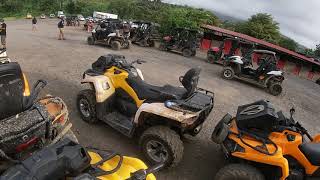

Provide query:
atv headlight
left=102, top=82, right=110, bottom=90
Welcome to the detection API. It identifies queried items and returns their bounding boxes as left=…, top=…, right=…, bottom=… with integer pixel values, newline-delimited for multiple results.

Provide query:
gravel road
left=4, top=19, right=320, bottom=180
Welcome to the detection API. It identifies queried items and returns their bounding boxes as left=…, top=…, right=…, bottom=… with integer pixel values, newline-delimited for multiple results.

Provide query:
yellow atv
left=212, top=100, right=320, bottom=180
left=77, top=54, right=214, bottom=168
left=0, top=138, right=159, bottom=180
left=0, top=60, right=73, bottom=172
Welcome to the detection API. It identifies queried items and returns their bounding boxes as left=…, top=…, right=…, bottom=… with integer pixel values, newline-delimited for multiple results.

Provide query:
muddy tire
left=268, top=82, right=282, bottom=96
left=77, top=89, right=98, bottom=123
left=87, top=36, right=95, bottom=45
left=111, top=41, right=121, bottom=50
left=182, top=48, right=193, bottom=57
left=211, top=121, right=229, bottom=144
left=222, top=67, right=235, bottom=80
left=123, top=40, right=131, bottom=49
left=215, top=164, right=265, bottom=180
left=140, top=126, right=183, bottom=168
left=159, top=44, right=167, bottom=51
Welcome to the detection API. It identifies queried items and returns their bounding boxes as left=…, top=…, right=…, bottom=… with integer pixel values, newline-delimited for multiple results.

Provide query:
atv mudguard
left=134, top=103, right=198, bottom=126
left=81, top=75, right=115, bottom=103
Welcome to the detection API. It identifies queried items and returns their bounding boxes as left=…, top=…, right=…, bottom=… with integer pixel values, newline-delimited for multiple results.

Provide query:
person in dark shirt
left=32, top=17, right=37, bottom=31
left=0, top=19, right=6, bottom=49
left=58, top=17, right=65, bottom=40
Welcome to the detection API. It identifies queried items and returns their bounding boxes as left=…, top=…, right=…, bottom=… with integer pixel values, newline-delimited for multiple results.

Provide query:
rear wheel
left=268, top=82, right=282, bottom=96
left=140, top=126, right=183, bottom=168
left=87, top=36, right=95, bottom=45
left=77, top=89, right=98, bottom=123
left=159, top=44, right=167, bottom=51
left=123, top=40, right=131, bottom=49
left=111, top=41, right=121, bottom=50
left=222, top=67, right=235, bottom=80
left=182, top=48, right=193, bottom=57
left=215, top=164, right=265, bottom=180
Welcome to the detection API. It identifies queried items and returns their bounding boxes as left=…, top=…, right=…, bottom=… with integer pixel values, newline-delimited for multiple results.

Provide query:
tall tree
left=279, top=37, right=298, bottom=51
left=314, top=44, right=320, bottom=57
left=236, top=13, right=281, bottom=44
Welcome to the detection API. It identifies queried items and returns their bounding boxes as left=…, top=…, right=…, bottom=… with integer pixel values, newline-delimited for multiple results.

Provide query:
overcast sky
left=163, top=0, right=319, bottom=49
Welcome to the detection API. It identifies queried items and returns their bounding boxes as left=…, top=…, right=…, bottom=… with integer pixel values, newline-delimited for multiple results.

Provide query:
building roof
left=253, top=50, right=276, bottom=55
left=201, top=24, right=320, bottom=66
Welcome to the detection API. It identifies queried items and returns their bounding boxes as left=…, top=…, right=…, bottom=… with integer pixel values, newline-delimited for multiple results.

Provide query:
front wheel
left=182, top=48, right=193, bottom=57
left=123, top=40, right=131, bottom=49
left=77, top=89, right=98, bottom=123
left=215, top=164, right=265, bottom=180
left=222, top=67, right=235, bottom=80
left=139, top=126, right=183, bottom=168
left=268, top=82, right=282, bottom=96
left=87, top=36, right=95, bottom=45
left=111, top=41, right=121, bottom=50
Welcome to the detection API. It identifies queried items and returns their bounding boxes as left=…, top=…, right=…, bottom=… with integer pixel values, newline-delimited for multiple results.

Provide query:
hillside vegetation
left=0, top=0, right=317, bottom=54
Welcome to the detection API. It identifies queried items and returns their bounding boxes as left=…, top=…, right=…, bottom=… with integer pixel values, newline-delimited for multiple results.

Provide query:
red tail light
left=15, top=137, right=38, bottom=152
left=58, top=115, right=66, bottom=124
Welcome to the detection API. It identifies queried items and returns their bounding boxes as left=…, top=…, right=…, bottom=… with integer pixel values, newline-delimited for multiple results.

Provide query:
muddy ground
left=4, top=19, right=320, bottom=179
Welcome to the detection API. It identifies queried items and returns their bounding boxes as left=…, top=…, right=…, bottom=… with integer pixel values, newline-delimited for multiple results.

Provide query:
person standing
left=58, top=17, right=65, bottom=40
left=0, top=19, right=6, bottom=49
left=32, top=17, right=37, bottom=31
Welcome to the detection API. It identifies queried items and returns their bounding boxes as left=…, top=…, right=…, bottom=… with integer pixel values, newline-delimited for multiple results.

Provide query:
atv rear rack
left=165, top=88, right=214, bottom=114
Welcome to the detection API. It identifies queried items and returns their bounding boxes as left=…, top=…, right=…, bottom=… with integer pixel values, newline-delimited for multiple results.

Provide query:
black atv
left=159, top=28, right=199, bottom=57
left=87, top=20, right=131, bottom=50
left=130, top=21, right=160, bottom=47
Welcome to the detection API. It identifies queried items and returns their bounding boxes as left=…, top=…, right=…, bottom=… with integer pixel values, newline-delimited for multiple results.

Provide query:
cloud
left=163, top=0, right=319, bottom=48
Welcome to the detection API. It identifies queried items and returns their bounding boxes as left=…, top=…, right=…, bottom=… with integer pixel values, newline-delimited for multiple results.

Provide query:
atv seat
left=299, top=143, right=320, bottom=166
left=0, top=62, right=46, bottom=120
left=127, top=67, right=201, bottom=103
left=0, top=62, right=25, bottom=119
left=127, top=78, right=187, bottom=102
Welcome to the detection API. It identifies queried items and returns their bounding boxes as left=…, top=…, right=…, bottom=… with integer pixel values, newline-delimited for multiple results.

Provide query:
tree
left=315, top=44, right=320, bottom=57
left=279, top=37, right=298, bottom=51
left=304, top=48, right=315, bottom=57
left=66, top=1, right=76, bottom=14
left=236, top=13, right=281, bottom=44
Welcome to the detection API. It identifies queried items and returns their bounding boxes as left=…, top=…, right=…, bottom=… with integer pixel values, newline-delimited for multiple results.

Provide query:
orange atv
left=0, top=60, right=73, bottom=172
left=212, top=100, right=320, bottom=180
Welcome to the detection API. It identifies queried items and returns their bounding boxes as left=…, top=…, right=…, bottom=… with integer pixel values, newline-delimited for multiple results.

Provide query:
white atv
left=222, top=50, right=284, bottom=96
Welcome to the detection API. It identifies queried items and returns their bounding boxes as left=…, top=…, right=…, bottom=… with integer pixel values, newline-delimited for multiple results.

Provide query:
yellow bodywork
left=88, top=151, right=156, bottom=180
left=22, top=73, right=31, bottom=96
left=104, top=66, right=145, bottom=107
left=228, top=119, right=320, bottom=180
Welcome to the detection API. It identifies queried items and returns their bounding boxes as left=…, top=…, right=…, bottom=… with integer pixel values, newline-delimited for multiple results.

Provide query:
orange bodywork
left=228, top=119, right=320, bottom=180
left=39, top=96, right=69, bottom=126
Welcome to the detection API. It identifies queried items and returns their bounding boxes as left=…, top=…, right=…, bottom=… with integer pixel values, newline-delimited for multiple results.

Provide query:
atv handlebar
left=127, top=163, right=164, bottom=180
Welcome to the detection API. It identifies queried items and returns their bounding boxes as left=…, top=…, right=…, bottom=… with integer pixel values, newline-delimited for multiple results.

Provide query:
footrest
left=102, top=112, right=134, bottom=137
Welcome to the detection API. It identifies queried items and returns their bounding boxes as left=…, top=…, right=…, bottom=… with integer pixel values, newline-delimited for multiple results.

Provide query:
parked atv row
left=86, top=19, right=201, bottom=57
